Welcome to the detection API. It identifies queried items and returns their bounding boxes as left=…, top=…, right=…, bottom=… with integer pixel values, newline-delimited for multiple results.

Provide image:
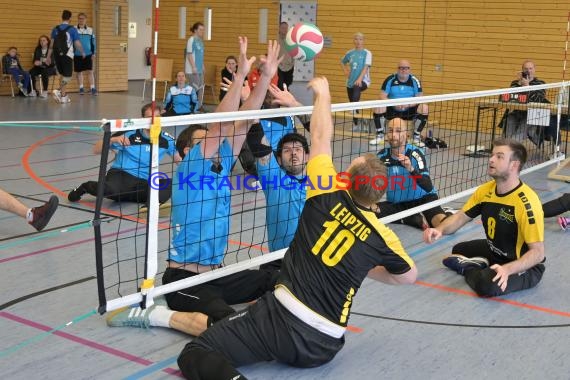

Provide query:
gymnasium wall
left=0, top=1, right=567, bottom=103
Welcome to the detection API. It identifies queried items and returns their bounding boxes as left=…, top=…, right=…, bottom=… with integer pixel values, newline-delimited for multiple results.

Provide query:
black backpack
left=53, top=25, right=72, bottom=56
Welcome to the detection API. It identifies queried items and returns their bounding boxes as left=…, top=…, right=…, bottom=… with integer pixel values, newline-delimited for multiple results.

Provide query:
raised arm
left=307, top=77, right=333, bottom=159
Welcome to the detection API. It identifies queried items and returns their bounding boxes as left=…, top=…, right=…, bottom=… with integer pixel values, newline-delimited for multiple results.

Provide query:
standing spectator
left=46, top=9, right=85, bottom=104
left=162, top=71, right=199, bottom=116
left=75, top=12, right=97, bottom=95
left=277, top=21, right=294, bottom=90
left=341, top=32, right=372, bottom=132
left=185, top=22, right=205, bottom=105
left=29, top=35, right=56, bottom=98
left=2, top=47, right=32, bottom=96
left=370, top=59, right=429, bottom=147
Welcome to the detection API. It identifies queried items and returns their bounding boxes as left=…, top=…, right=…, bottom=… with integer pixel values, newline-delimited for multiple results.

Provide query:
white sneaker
left=29, top=90, right=37, bottom=97
left=60, top=95, right=71, bottom=104
left=18, top=83, right=28, bottom=96
left=52, top=89, right=62, bottom=103
left=39, top=91, right=48, bottom=98
left=412, top=134, right=425, bottom=148
left=369, top=135, right=385, bottom=145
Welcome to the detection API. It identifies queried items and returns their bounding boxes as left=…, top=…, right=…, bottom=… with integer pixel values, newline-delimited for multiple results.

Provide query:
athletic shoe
left=558, top=216, right=570, bottom=231
left=79, top=87, right=85, bottom=95
left=29, top=90, right=37, bottom=97
left=412, top=134, right=426, bottom=148
left=60, top=95, right=71, bottom=104
left=39, top=91, right=48, bottom=98
left=52, top=89, right=62, bottom=103
left=442, top=206, right=459, bottom=216
left=68, top=185, right=87, bottom=202
left=91, top=87, right=98, bottom=95
left=29, top=195, right=59, bottom=231
left=442, top=254, right=489, bottom=275
left=369, top=135, right=385, bottom=145
left=106, top=305, right=154, bottom=328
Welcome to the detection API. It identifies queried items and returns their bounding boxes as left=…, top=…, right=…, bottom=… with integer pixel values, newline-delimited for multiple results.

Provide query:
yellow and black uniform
left=453, top=180, right=545, bottom=297
left=178, top=154, right=415, bottom=380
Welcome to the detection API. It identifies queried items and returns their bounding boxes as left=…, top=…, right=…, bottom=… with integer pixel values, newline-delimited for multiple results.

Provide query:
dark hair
left=7, top=46, right=17, bottom=52
left=191, top=22, right=204, bottom=32
left=276, top=133, right=309, bottom=157
left=176, top=125, right=208, bottom=158
left=347, top=153, right=388, bottom=206
left=141, top=103, right=162, bottom=117
left=37, top=35, right=51, bottom=48
left=225, top=55, right=237, bottom=63
left=493, top=138, right=527, bottom=172
left=62, top=10, right=72, bottom=21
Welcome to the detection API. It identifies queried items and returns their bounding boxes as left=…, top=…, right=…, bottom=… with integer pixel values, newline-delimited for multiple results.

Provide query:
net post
left=94, top=121, right=112, bottom=314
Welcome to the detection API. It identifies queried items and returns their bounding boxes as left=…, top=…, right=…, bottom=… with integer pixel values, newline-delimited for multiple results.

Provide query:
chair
left=142, top=58, right=173, bottom=102
left=200, top=64, right=218, bottom=105
left=0, top=60, right=15, bottom=97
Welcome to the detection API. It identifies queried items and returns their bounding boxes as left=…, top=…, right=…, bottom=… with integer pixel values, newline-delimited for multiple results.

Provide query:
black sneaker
left=442, top=254, right=489, bottom=275
left=29, top=196, right=59, bottom=231
left=68, top=185, right=86, bottom=202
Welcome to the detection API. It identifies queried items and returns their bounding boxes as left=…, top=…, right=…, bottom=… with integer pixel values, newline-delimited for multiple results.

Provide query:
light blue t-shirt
left=341, top=49, right=372, bottom=88
left=185, top=36, right=204, bottom=74
left=169, top=139, right=234, bottom=265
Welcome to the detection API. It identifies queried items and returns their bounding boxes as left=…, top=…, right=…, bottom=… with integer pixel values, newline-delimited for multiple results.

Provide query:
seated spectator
left=68, top=103, right=181, bottom=204
left=375, top=118, right=452, bottom=229
left=504, top=60, right=549, bottom=141
left=2, top=47, right=33, bottom=96
left=370, top=59, right=428, bottom=147
left=219, top=55, right=237, bottom=101
left=247, top=55, right=278, bottom=91
left=162, top=71, right=200, bottom=116
left=29, top=35, right=56, bottom=98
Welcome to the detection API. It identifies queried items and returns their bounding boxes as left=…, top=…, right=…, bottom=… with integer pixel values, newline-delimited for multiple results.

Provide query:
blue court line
left=0, top=221, right=92, bottom=251
left=123, top=355, right=179, bottom=380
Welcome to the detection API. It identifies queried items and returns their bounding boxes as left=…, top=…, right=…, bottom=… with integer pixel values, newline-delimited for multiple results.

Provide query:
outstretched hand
left=268, top=83, right=297, bottom=107
left=237, top=36, right=256, bottom=78
left=258, top=40, right=282, bottom=79
left=307, top=76, right=330, bottom=98
left=423, top=227, right=441, bottom=244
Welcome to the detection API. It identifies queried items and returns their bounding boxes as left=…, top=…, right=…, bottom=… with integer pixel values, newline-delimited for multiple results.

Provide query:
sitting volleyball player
left=375, top=118, right=452, bottom=229
left=246, top=83, right=311, bottom=270
left=68, top=103, right=180, bottom=204
left=176, top=76, right=417, bottom=380
left=107, top=37, right=282, bottom=336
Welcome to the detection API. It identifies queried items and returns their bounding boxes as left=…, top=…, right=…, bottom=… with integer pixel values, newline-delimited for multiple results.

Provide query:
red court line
left=0, top=311, right=182, bottom=377
left=416, top=280, right=570, bottom=318
left=0, top=153, right=94, bottom=169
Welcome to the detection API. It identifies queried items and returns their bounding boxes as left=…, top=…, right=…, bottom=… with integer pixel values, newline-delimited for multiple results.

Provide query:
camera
left=521, top=72, right=529, bottom=79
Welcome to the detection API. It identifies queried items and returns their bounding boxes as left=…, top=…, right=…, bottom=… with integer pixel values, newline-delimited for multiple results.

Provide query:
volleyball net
left=94, top=81, right=569, bottom=314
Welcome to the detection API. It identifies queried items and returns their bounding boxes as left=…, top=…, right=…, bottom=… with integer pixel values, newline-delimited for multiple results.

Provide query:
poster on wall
left=128, top=22, right=137, bottom=38
left=280, top=1, right=317, bottom=82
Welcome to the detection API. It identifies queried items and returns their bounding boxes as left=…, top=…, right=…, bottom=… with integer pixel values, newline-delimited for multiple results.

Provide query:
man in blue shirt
left=74, top=12, right=97, bottom=95
left=376, top=118, right=450, bottom=229
left=370, top=60, right=429, bottom=147
left=67, top=103, right=180, bottom=203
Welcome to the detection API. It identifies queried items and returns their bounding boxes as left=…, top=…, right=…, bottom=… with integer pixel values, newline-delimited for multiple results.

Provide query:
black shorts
left=55, top=55, right=73, bottom=77
left=378, top=193, right=445, bottom=227
left=183, top=292, right=345, bottom=368
left=74, top=55, right=93, bottom=72
left=162, top=266, right=278, bottom=322
left=386, top=105, right=419, bottom=120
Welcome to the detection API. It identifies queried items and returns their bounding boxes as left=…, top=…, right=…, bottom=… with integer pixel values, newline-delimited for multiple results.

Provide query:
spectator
left=341, top=32, right=372, bottom=131
left=162, top=71, right=199, bottom=116
left=75, top=12, right=97, bottom=95
left=2, top=47, right=32, bottom=96
left=185, top=22, right=205, bottom=104
left=29, top=35, right=56, bottom=98
left=370, top=59, right=429, bottom=147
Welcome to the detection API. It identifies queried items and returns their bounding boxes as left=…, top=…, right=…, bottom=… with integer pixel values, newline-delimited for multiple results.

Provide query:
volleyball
left=284, top=22, right=324, bottom=62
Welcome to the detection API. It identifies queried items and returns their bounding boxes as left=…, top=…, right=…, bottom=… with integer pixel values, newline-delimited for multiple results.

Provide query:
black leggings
left=346, top=84, right=368, bottom=124
left=452, top=239, right=545, bottom=297
left=542, top=193, right=570, bottom=218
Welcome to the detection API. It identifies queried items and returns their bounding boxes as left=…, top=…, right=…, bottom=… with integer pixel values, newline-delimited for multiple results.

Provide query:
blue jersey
left=341, top=49, right=372, bottom=88
left=110, top=129, right=176, bottom=179
left=51, top=23, right=80, bottom=58
left=377, top=143, right=436, bottom=203
left=256, top=116, right=305, bottom=251
left=75, top=25, right=95, bottom=56
left=381, top=73, right=422, bottom=100
left=169, top=139, right=234, bottom=265
left=185, top=36, right=204, bottom=74
left=164, top=84, right=199, bottom=115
